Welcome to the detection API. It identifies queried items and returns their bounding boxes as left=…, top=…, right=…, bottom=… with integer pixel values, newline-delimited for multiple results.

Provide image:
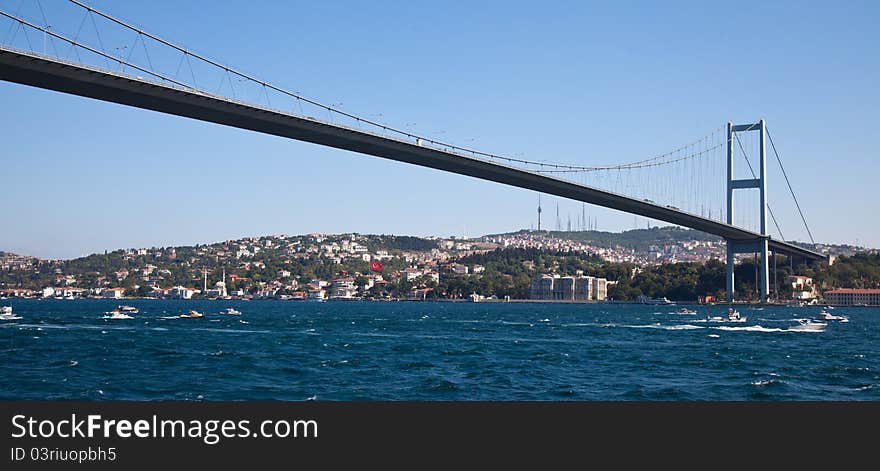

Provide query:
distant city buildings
left=1, top=230, right=874, bottom=303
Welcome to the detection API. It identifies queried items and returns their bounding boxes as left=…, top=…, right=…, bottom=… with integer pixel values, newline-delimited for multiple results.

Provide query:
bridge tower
left=726, top=120, right=770, bottom=303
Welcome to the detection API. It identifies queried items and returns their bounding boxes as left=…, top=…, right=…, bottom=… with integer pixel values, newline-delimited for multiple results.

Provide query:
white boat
left=0, top=306, right=22, bottom=320
left=179, top=310, right=204, bottom=318
left=220, top=307, right=241, bottom=315
left=818, top=309, right=848, bottom=322
left=117, top=305, right=139, bottom=313
left=675, top=307, right=697, bottom=315
left=705, top=308, right=747, bottom=323
left=789, top=319, right=827, bottom=332
left=726, top=308, right=747, bottom=322
left=103, top=310, right=133, bottom=320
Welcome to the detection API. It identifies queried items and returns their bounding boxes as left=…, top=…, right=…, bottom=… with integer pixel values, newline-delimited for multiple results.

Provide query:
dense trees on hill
left=813, top=253, right=880, bottom=289
left=363, top=235, right=437, bottom=252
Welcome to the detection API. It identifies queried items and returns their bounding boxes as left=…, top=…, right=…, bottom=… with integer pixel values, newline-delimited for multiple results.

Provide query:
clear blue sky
left=1, top=0, right=878, bottom=259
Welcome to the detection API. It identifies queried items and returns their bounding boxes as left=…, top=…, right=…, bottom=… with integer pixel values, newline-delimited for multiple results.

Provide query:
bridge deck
left=0, top=46, right=825, bottom=261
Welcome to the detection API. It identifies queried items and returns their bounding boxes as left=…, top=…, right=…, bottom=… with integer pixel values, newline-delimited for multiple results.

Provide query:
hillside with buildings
left=1, top=229, right=877, bottom=304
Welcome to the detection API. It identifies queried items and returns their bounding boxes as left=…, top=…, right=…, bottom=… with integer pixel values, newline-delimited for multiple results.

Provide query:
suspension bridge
left=0, top=0, right=826, bottom=302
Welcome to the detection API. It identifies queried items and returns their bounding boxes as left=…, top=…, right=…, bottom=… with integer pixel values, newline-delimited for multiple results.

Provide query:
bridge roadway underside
left=0, top=47, right=824, bottom=262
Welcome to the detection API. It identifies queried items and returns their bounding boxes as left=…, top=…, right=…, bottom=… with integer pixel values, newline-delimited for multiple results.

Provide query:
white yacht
left=818, top=309, right=848, bottom=322
left=0, top=306, right=22, bottom=320
left=789, top=319, right=827, bottom=332
left=220, top=307, right=241, bottom=315
left=117, top=305, right=139, bottom=313
left=675, top=307, right=697, bottom=315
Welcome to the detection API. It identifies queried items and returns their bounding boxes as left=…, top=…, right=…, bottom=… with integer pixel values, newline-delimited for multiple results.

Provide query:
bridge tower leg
left=725, top=120, right=770, bottom=303
left=726, top=122, right=735, bottom=302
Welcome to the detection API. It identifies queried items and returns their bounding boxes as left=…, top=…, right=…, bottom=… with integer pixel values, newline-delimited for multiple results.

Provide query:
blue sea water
left=0, top=299, right=878, bottom=400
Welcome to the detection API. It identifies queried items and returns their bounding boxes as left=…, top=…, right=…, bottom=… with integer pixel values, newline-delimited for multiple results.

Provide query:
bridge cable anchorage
left=766, top=127, right=815, bottom=245
left=0, top=10, right=197, bottom=90
left=733, top=131, right=786, bottom=241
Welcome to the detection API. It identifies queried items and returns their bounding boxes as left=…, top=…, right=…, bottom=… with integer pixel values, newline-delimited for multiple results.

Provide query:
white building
left=449, top=264, right=469, bottom=275
left=166, top=286, right=196, bottom=299
left=790, top=275, right=817, bottom=300
left=330, top=278, right=358, bottom=299
left=102, top=288, right=125, bottom=299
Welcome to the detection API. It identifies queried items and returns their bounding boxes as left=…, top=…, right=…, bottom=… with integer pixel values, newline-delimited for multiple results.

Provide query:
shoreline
left=3, top=297, right=870, bottom=307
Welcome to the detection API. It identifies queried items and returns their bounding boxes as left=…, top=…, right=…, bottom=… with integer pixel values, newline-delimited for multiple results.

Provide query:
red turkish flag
left=370, top=261, right=383, bottom=271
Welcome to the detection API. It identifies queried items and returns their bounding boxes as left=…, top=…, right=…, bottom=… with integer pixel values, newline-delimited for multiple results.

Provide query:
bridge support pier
left=725, top=239, right=770, bottom=303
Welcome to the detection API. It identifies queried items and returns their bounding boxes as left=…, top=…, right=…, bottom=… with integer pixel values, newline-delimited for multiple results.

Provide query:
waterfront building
left=574, top=276, right=594, bottom=301
left=408, top=288, right=432, bottom=300
left=529, top=275, right=555, bottom=300
left=166, top=286, right=196, bottom=299
left=529, top=275, right=606, bottom=301
left=553, top=276, right=576, bottom=301
left=592, top=277, right=608, bottom=301
left=824, top=288, right=880, bottom=306
left=102, top=287, right=125, bottom=299
left=790, top=275, right=817, bottom=300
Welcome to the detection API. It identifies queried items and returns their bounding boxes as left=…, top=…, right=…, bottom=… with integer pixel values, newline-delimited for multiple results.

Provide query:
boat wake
left=714, top=325, right=785, bottom=333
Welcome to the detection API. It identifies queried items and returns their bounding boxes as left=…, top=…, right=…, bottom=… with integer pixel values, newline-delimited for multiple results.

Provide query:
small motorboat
left=675, top=307, right=697, bottom=315
left=103, top=309, right=133, bottom=320
left=179, top=310, right=204, bottom=318
left=818, top=309, right=848, bottom=322
left=0, top=306, right=22, bottom=320
left=789, top=319, right=827, bottom=332
left=220, top=307, right=241, bottom=315
left=117, top=305, right=139, bottom=314
left=726, top=308, right=747, bottom=322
